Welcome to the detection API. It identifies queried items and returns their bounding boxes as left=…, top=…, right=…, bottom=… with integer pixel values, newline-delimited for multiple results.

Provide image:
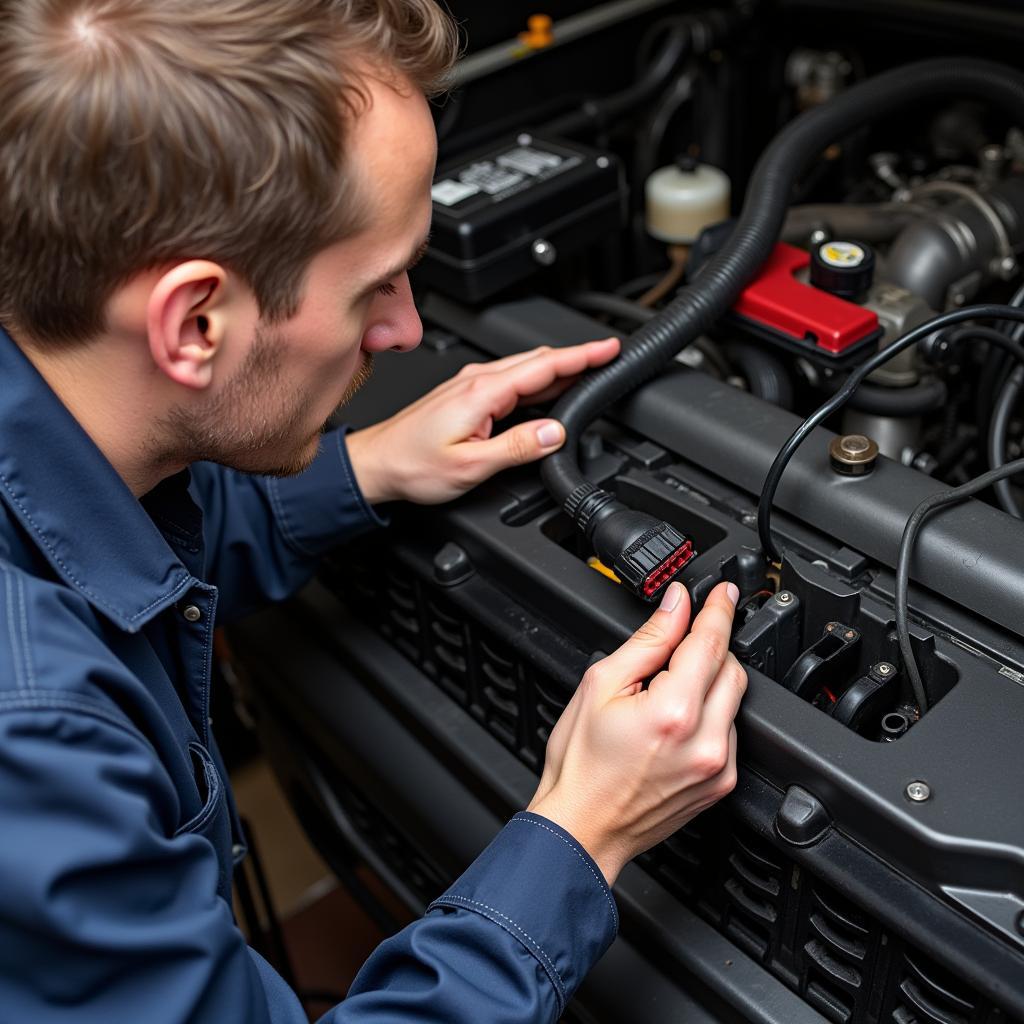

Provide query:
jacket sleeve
left=0, top=700, right=617, bottom=1023
left=188, top=427, right=386, bottom=623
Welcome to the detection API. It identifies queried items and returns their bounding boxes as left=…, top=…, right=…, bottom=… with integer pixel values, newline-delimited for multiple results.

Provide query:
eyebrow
left=364, top=234, right=431, bottom=295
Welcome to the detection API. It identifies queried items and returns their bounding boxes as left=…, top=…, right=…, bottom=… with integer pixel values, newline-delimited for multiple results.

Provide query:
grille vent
left=328, top=551, right=1021, bottom=1024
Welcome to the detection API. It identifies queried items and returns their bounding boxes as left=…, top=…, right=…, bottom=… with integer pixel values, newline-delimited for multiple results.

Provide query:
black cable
left=543, top=59, right=1024, bottom=570
left=896, top=456, right=1024, bottom=714
left=539, top=21, right=690, bottom=138
left=984, top=283, right=1024, bottom=517
left=942, top=323, right=1024, bottom=518
left=818, top=374, right=948, bottom=416
left=756, top=304, right=1024, bottom=565
left=988, top=365, right=1024, bottom=517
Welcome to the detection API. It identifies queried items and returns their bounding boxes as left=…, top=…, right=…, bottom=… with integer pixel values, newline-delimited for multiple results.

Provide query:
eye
left=376, top=281, right=398, bottom=297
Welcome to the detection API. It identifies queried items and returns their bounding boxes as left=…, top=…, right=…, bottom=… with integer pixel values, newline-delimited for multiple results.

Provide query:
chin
left=255, top=429, right=324, bottom=479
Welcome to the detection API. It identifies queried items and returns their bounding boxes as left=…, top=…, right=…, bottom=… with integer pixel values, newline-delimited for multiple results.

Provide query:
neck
left=20, top=338, right=180, bottom=498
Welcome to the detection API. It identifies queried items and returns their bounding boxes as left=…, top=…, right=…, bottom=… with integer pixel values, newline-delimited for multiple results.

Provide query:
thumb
left=464, top=418, right=566, bottom=474
left=587, top=583, right=693, bottom=695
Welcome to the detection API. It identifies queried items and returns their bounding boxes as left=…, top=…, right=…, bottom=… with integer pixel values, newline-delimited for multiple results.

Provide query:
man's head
left=0, top=0, right=456, bottom=484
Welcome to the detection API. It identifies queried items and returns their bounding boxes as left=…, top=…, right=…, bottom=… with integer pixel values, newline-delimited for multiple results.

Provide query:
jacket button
left=182, top=604, right=202, bottom=623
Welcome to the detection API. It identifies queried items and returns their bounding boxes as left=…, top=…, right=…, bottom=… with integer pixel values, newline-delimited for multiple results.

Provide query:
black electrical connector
left=566, top=483, right=695, bottom=601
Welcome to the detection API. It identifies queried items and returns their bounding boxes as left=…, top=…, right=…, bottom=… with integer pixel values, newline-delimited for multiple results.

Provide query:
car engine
left=232, top=3, right=1024, bottom=1022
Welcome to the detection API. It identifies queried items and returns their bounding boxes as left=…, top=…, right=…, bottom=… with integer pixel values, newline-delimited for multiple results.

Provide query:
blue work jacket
left=0, top=327, right=617, bottom=1022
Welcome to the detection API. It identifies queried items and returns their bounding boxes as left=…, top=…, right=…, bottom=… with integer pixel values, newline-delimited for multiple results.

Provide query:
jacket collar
left=0, top=327, right=195, bottom=632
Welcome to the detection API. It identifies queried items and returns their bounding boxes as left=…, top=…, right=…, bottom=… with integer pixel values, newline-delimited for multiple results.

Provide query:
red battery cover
left=733, top=242, right=880, bottom=355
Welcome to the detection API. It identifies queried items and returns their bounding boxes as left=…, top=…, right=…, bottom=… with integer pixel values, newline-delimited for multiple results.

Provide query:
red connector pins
left=565, top=484, right=698, bottom=602
left=642, top=540, right=696, bottom=599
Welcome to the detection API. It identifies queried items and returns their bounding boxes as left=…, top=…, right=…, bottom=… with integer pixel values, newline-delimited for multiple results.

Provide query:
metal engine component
left=885, top=176, right=1024, bottom=308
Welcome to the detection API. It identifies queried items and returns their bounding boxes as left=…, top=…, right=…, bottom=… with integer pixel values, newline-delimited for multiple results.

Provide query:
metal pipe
left=451, top=0, right=679, bottom=88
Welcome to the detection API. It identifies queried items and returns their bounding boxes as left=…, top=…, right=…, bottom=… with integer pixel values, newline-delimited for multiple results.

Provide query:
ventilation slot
left=894, top=951, right=976, bottom=1024
left=721, top=830, right=784, bottom=962
left=532, top=674, right=567, bottom=761
left=383, top=570, right=422, bottom=661
left=425, top=598, right=471, bottom=704
left=643, top=821, right=713, bottom=903
left=799, top=884, right=873, bottom=1024
left=474, top=636, right=521, bottom=748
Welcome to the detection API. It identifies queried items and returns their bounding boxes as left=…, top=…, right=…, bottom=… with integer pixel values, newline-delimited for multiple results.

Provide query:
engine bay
left=233, top=3, right=1024, bottom=1022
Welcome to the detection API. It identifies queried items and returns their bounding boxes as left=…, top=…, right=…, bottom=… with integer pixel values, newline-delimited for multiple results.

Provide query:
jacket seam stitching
left=16, top=571, right=34, bottom=689
left=266, top=477, right=315, bottom=557
left=0, top=473, right=192, bottom=625
left=2, top=565, right=23, bottom=691
left=510, top=816, right=618, bottom=928
left=0, top=692, right=158, bottom=755
left=428, top=893, right=566, bottom=1012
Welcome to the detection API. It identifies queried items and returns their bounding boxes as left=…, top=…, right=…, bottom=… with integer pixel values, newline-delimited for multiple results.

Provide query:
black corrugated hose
left=540, top=58, right=1024, bottom=596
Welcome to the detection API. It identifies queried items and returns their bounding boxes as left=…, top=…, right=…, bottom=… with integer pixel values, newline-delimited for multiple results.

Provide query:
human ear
left=146, top=261, right=228, bottom=389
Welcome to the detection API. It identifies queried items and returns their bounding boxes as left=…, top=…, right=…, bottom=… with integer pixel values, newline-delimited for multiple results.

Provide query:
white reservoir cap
left=645, top=161, right=731, bottom=244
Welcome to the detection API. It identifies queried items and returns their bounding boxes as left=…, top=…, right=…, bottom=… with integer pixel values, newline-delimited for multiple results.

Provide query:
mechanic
left=0, top=1, right=747, bottom=1021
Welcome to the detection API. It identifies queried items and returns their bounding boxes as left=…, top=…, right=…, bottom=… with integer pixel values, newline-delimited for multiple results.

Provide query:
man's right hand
left=527, top=581, right=746, bottom=886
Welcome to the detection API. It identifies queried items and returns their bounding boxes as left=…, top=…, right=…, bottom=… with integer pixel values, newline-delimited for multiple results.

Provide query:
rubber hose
left=724, top=342, right=794, bottom=409
left=566, top=291, right=654, bottom=324
left=988, top=364, right=1024, bottom=517
left=541, top=58, right=1024, bottom=515
left=831, top=376, right=948, bottom=416
left=540, top=21, right=689, bottom=138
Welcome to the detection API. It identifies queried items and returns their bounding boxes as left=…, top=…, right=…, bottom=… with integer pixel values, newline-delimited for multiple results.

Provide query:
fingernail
left=726, top=583, right=740, bottom=605
left=536, top=422, right=563, bottom=447
left=659, top=582, right=682, bottom=612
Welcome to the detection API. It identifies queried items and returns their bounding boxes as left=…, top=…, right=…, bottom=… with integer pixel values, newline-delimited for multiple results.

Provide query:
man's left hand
left=345, top=337, right=621, bottom=505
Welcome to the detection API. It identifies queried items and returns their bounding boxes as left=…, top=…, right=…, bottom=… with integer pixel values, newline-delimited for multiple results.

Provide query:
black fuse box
left=415, top=135, right=623, bottom=302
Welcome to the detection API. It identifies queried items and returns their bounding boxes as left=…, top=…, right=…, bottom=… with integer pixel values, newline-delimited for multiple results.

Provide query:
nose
left=360, top=274, right=423, bottom=354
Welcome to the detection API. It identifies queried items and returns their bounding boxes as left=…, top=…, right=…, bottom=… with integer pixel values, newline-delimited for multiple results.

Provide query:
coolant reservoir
left=645, top=160, right=731, bottom=244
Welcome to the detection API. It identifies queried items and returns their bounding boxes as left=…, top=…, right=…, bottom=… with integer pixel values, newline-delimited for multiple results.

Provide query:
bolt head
left=517, top=132, right=533, bottom=147
left=596, top=155, right=610, bottom=169
left=906, top=781, right=931, bottom=802
left=878, top=662, right=894, bottom=675
left=830, top=434, right=879, bottom=476
left=531, top=238, right=557, bottom=266
left=826, top=622, right=836, bottom=631
left=776, top=591, right=792, bottom=604
left=844, top=629, right=856, bottom=640
left=809, top=228, right=829, bottom=246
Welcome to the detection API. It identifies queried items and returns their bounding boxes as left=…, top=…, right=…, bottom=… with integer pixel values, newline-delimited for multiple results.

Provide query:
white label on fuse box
left=497, top=147, right=563, bottom=176
left=432, top=179, right=481, bottom=206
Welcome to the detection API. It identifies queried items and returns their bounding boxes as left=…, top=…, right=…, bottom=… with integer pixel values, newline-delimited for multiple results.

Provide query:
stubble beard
left=154, top=327, right=374, bottom=479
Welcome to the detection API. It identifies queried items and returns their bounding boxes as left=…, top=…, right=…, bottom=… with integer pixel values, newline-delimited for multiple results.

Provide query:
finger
left=481, top=338, right=619, bottom=377
left=457, top=348, right=549, bottom=378
left=462, top=338, right=621, bottom=423
left=515, top=375, right=584, bottom=406
left=454, top=417, right=566, bottom=474
left=586, top=582, right=692, bottom=695
left=697, top=655, right=748, bottom=737
left=650, top=582, right=739, bottom=702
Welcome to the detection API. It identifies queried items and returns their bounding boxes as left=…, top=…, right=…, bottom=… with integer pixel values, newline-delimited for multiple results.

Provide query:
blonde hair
left=0, top=0, right=458, bottom=344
